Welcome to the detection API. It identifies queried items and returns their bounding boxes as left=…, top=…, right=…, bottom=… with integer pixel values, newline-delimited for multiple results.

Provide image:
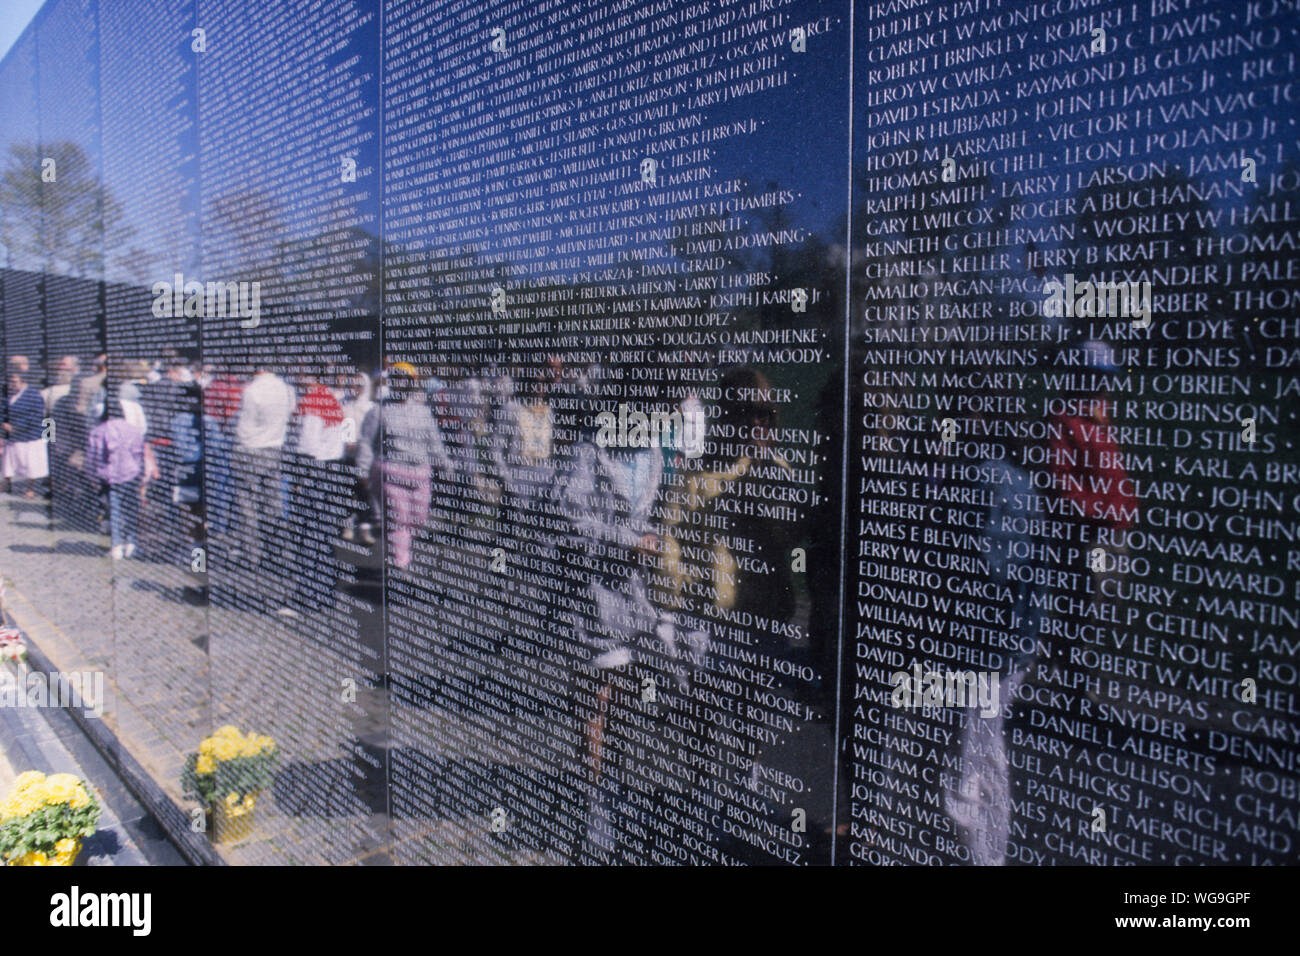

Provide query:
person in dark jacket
left=559, top=364, right=675, bottom=861
left=3, top=369, right=49, bottom=498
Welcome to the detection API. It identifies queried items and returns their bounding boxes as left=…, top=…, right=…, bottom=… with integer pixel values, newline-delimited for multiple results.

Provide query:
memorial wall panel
left=843, top=0, right=1300, bottom=865
left=100, top=0, right=209, bottom=803
left=381, top=0, right=850, bottom=864
left=1, top=26, right=56, bottom=661
left=0, top=0, right=1295, bottom=867
left=196, top=0, right=385, bottom=863
left=31, top=0, right=114, bottom=695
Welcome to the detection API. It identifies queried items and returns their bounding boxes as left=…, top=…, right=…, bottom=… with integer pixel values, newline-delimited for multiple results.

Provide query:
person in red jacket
left=1049, top=405, right=1138, bottom=533
left=1045, top=340, right=1137, bottom=697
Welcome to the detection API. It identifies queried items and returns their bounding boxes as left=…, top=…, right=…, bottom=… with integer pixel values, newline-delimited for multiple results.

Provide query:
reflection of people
left=3, top=369, right=49, bottom=499
left=946, top=405, right=1041, bottom=866
left=341, top=371, right=375, bottom=545
left=459, top=371, right=497, bottom=515
left=200, top=366, right=240, bottom=536
left=75, top=354, right=106, bottom=416
left=1048, top=342, right=1137, bottom=534
left=560, top=375, right=666, bottom=860
left=667, top=368, right=797, bottom=647
left=233, top=367, right=296, bottom=568
left=50, top=366, right=96, bottom=528
left=1045, top=340, right=1136, bottom=688
left=356, top=363, right=451, bottom=571
left=493, top=364, right=556, bottom=562
left=42, top=355, right=79, bottom=413
left=663, top=367, right=798, bottom=861
left=169, top=382, right=205, bottom=519
left=86, top=388, right=146, bottom=560
left=280, top=370, right=348, bottom=617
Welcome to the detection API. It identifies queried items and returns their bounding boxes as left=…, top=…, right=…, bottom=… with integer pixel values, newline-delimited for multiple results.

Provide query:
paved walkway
left=0, top=488, right=566, bottom=865
left=0, top=660, right=185, bottom=865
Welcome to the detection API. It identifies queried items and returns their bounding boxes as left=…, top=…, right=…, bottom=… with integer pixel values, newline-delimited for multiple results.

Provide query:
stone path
left=0, top=659, right=184, bottom=865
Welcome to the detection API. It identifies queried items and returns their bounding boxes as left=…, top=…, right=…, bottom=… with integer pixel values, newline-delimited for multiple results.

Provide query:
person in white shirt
left=340, top=372, right=376, bottom=544
left=236, top=369, right=296, bottom=450
left=233, top=369, right=295, bottom=569
left=42, top=355, right=79, bottom=413
left=280, top=370, right=348, bottom=618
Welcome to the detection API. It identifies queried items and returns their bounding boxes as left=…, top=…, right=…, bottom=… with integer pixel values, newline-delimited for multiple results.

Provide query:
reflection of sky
left=29, top=0, right=1296, bottom=298
left=703, top=6, right=851, bottom=239
left=0, top=0, right=42, bottom=63
left=0, top=0, right=855, bottom=277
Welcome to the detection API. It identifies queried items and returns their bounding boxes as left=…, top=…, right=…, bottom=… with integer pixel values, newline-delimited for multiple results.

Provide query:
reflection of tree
left=207, top=189, right=286, bottom=285
left=1068, top=166, right=1214, bottom=331
left=0, top=141, right=132, bottom=278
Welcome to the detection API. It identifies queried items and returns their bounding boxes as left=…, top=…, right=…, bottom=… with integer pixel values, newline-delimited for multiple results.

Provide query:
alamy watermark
left=151, top=272, right=261, bottom=328
left=1042, top=273, right=1152, bottom=328
left=50, top=886, right=151, bottom=936
left=0, top=669, right=104, bottom=718
left=595, top=403, right=705, bottom=459
left=888, top=664, right=1000, bottom=718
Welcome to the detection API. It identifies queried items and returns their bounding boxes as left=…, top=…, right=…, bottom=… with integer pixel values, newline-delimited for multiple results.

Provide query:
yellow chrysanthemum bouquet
left=182, top=726, right=277, bottom=839
left=0, top=771, right=101, bottom=866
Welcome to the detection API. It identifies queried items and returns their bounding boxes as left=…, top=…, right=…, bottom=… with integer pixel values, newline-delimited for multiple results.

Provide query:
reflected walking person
left=356, top=363, right=452, bottom=572
left=233, top=367, right=296, bottom=569
left=3, top=368, right=49, bottom=499
left=560, top=383, right=666, bottom=861
left=85, top=388, right=148, bottom=561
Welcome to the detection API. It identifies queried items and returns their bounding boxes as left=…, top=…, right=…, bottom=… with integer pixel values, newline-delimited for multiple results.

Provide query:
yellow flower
left=41, top=780, right=78, bottom=806
left=41, top=779, right=79, bottom=806
left=242, top=794, right=256, bottom=810
left=69, top=787, right=91, bottom=810
left=195, top=754, right=215, bottom=775
left=211, top=739, right=239, bottom=761
left=0, top=771, right=77, bottom=820
left=13, top=771, right=45, bottom=791
left=0, top=792, right=41, bottom=820
left=224, top=792, right=241, bottom=808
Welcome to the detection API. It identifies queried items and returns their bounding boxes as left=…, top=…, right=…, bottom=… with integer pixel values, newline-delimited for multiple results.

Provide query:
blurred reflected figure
left=3, top=368, right=49, bottom=499
left=666, top=367, right=797, bottom=660
left=86, top=386, right=148, bottom=560
left=42, top=355, right=79, bottom=412
left=946, top=406, right=1040, bottom=866
left=356, top=363, right=451, bottom=571
left=560, top=365, right=667, bottom=860
left=493, top=364, right=556, bottom=563
left=280, top=369, right=348, bottom=617
left=341, top=371, right=376, bottom=545
left=233, top=366, right=295, bottom=569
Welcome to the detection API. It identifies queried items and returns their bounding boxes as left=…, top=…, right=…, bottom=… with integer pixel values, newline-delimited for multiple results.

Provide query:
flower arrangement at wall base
left=0, top=772, right=101, bottom=866
left=182, top=726, right=278, bottom=844
left=0, top=626, right=26, bottom=665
